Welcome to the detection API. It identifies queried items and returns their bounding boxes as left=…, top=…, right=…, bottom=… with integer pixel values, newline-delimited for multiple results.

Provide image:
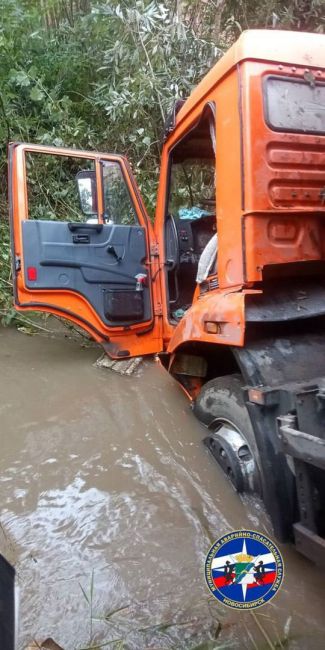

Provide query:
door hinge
left=150, top=242, right=159, bottom=257
left=154, top=303, right=163, bottom=316
left=15, top=255, right=21, bottom=272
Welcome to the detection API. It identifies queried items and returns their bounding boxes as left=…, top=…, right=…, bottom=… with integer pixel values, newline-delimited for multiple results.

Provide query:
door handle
left=68, top=222, right=103, bottom=233
left=107, top=245, right=122, bottom=262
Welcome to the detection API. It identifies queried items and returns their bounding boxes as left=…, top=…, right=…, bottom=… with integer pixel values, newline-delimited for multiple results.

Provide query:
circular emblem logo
left=205, top=530, right=284, bottom=609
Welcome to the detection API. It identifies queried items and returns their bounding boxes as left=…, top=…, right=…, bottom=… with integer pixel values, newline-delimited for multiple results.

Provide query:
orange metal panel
left=214, top=69, right=243, bottom=290
left=154, top=67, right=244, bottom=344
left=167, top=289, right=246, bottom=354
left=9, top=143, right=163, bottom=358
left=9, top=31, right=325, bottom=361
left=157, top=30, right=325, bottom=355
left=176, top=30, right=325, bottom=133
left=241, top=60, right=325, bottom=282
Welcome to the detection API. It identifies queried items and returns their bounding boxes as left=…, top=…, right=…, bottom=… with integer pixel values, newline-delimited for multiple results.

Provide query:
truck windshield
left=264, top=76, right=325, bottom=134
left=168, top=159, right=215, bottom=217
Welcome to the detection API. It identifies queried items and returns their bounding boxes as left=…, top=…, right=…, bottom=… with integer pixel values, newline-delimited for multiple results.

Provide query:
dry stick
left=210, top=0, right=227, bottom=41
left=16, top=318, right=53, bottom=333
left=51, top=314, right=91, bottom=340
left=250, top=611, right=276, bottom=650
left=0, top=521, right=8, bottom=540
left=240, top=0, right=250, bottom=30
left=137, top=139, right=159, bottom=167
left=0, top=277, right=13, bottom=286
left=1, top=273, right=89, bottom=340
left=138, top=30, right=165, bottom=123
left=244, top=623, right=259, bottom=650
left=118, top=0, right=166, bottom=125
left=274, top=625, right=284, bottom=650
left=0, top=310, right=53, bottom=333
left=78, top=641, right=123, bottom=650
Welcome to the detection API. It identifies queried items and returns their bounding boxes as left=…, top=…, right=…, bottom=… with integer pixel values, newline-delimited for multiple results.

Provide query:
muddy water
left=0, top=327, right=324, bottom=650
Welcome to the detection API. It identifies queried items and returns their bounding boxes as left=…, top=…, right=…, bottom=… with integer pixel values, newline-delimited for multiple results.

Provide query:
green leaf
left=10, top=70, right=30, bottom=87
left=30, top=86, right=44, bottom=102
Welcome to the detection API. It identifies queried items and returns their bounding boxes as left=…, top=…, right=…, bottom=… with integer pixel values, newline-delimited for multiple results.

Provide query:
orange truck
left=8, top=30, right=325, bottom=564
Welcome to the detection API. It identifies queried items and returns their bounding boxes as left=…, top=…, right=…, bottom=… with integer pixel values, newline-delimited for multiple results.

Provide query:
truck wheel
left=193, top=374, right=262, bottom=496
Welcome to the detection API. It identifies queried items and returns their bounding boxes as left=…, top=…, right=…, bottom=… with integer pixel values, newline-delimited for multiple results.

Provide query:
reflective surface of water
left=0, top=327, right=324, bottom=649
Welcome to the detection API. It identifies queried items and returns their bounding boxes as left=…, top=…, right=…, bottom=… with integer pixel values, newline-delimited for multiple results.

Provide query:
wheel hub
left=203, top=421, right=257, bottom=493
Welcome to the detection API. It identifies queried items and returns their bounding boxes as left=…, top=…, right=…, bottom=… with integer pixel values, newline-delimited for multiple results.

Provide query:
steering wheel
left=165, top=214, right=180, bottom=271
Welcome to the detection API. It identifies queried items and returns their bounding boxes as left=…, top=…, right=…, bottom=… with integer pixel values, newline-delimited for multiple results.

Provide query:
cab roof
left=175, top=29, right=325, bottom=128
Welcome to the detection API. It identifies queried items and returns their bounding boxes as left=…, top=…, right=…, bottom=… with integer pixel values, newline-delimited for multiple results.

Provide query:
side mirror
left=76, top=170, right=97, bottom=215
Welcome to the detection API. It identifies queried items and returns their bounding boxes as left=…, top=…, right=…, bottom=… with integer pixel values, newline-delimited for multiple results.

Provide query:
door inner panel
left=22, top=220, right=151, bottom=326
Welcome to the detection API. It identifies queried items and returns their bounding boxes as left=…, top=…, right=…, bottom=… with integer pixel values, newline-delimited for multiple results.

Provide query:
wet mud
left=0, top=327, right=324, bottom=649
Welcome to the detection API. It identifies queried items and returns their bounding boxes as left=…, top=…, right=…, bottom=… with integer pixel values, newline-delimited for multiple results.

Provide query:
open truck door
left=8, top=143, right=162, bottom=359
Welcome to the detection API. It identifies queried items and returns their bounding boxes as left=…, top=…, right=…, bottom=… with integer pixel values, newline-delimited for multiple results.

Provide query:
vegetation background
left=0, top=0, right=323, bottom=325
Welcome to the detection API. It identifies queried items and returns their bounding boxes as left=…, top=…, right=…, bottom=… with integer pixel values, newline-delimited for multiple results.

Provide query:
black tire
left=194, top=373, right=262, bottom=495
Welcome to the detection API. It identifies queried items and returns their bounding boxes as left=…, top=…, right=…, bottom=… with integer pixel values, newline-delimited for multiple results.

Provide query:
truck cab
left=8, top=30, right=325, bottom=563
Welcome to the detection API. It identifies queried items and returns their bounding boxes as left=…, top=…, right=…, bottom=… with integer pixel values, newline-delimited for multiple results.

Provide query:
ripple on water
left=0, top=329, right=324, bottom=649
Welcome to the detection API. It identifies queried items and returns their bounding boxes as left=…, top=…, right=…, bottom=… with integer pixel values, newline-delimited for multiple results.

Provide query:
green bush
left=0, top=0, right=323, bottom=323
